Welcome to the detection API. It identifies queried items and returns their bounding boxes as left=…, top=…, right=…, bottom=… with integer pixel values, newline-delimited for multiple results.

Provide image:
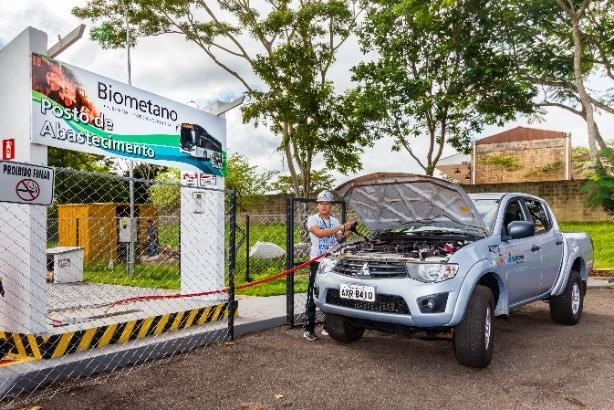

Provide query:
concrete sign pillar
left=180, top=185, right=225, bottom=302
left=0, top=28, right=49, bottom=334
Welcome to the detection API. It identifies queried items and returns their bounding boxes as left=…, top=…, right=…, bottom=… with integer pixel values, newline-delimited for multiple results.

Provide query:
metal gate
left=285, top=197, right=347, bottom=327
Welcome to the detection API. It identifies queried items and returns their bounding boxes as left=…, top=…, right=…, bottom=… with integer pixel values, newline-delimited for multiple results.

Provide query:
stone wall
left=462, top=179, right=611, bottom=222
left=475, top=137, right=570, bottom=184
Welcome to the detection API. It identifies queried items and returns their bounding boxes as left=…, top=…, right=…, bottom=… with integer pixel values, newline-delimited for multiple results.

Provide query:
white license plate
left=340, top=284, right=376, bottom=302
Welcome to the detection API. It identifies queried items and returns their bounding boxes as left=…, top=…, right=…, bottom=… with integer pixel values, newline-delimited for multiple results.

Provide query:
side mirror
left=507, top=221, right=535, bottom=240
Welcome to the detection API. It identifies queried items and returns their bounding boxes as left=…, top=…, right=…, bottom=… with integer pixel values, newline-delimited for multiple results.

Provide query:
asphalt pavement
left=19, top=288, right=614, bottom=409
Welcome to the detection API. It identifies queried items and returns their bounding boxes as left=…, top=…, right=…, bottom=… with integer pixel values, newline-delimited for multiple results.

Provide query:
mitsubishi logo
left=358, top=262, right=370, bottom=277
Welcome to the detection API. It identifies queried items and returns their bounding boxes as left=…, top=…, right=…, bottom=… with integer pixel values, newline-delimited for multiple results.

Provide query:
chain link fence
left=0, top=167, right=237, bottom=407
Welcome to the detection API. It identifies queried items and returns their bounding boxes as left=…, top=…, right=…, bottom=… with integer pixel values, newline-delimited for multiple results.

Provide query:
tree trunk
left=570, top=12, right=602, bottom=163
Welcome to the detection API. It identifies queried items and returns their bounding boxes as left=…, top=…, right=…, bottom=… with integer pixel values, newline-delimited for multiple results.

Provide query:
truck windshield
left=472, top=199, right=500, bottom=232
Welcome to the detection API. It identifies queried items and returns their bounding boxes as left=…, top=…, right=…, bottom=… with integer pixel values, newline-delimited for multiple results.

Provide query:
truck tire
left=453, top=285, right=495, bottom=368
left=549, top=270, right=583, bottom=325
left=325, top=314, right=365, bottom=343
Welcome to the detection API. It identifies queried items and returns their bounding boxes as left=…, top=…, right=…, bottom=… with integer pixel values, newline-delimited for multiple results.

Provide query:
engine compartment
left=338, top=235, right=473, bottom=262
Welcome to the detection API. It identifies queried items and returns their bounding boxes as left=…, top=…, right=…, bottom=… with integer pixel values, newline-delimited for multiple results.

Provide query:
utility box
left=47, top=246, right=84, bottom=283
left=118, top=217, right=138, bottom=243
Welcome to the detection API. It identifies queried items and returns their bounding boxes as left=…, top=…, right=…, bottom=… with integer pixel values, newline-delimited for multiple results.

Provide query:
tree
left=272, top=168, right=335, bottom=196
left=512, top=0, right=614, bottom=162
left=48, top=146, right=113, bottom=172
left=73, top=0, right=369, bottom=197
left=349, top=0, right=536, bottom=175
left=148, top=168, right=181, bottom=213
left=225, top=152, right=276, bottom=208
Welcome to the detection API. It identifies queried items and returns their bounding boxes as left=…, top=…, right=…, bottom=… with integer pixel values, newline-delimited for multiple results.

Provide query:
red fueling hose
left=109, top=253, right=328, bottom=308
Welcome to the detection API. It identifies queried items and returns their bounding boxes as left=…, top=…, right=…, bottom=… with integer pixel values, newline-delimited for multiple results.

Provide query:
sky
left=1, top=0, right=613, bottom=187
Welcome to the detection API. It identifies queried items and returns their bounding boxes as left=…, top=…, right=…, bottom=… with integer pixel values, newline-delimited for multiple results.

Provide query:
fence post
left=245, top=214, right=250, bottom=282
left=341, top=200, right=347, bottom=223
left=286, top=197, right=295, bottom=327
left=228, top=191, right=237, bottom=340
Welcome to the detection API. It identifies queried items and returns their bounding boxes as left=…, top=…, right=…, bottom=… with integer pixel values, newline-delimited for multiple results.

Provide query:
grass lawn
left=559, top=221, right=614, bottom=270
left=72, top=220, right=614, bottom=296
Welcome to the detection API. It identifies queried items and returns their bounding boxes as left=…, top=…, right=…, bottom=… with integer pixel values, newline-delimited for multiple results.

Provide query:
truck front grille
left=333, top=259, right=407, bottom=278
left=326, top=289, right=410, bottom=314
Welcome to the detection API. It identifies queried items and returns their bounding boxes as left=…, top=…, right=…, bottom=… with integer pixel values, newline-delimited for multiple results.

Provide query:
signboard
left=2, top=139, right=15, bottom=160
left=30, top=53, right=226, bottom=177
left=0, top=161, right=54, bottom=206
left=183, top=172, right=216, bottom=187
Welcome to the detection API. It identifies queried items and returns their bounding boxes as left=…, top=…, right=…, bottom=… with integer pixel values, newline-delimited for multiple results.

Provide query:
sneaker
left=321, top=328, right=329, bottom=336
left=303, top=330, right=318, bottom=341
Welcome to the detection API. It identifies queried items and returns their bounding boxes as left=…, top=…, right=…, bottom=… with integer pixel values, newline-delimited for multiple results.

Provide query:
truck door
left=499, top=199, right=542, bottom=305
left=523, top=199, right=563, bottom=293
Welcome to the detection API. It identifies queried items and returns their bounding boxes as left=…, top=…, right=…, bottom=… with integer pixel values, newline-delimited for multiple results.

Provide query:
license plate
left=340, top=284, right=376, bottom=302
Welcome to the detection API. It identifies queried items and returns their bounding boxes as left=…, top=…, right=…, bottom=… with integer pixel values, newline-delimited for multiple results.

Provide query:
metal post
left=286, top=198, right=295, bottom=327
left=341, top=200, right=347, bottom=224
left=245, top=214, right=250, bottom=282
left=228, top=191, right=237, bottom=340
left=125, top=3, right=135, bottom=276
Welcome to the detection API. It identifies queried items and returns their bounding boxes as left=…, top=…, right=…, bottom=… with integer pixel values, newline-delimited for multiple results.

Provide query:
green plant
left=524, top=160, right=563, bottom=178
left=480, top=155, right=522, bottom=172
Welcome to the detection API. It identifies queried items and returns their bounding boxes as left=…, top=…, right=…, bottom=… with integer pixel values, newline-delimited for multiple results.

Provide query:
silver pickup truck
left=315, top=173, right=593, bottom=368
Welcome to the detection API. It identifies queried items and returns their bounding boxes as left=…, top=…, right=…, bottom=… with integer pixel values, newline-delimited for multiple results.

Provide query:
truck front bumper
left=315, top=272, right=461, bottom=328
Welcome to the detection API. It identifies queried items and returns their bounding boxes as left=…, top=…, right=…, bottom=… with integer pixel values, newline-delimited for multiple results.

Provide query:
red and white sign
left=2, top=139, right=15, bottom=160
left=15, top=179, right=41, bottom=202
left=182, top=172, right=198, bottom=187
left=0, top=161, right=54, bottom=206
left=199, top=173, right=216, bottom=186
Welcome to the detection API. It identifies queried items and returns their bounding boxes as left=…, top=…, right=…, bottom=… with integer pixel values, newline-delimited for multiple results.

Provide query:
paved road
left=29, top=289, right=614, bottom=409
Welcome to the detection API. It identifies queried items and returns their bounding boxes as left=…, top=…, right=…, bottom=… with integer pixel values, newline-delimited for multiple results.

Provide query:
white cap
left=316, top=191, right=334, bottom=202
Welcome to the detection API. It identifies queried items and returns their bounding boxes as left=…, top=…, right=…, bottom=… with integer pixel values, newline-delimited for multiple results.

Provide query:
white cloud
left=1, top=0, right=613, bottom=189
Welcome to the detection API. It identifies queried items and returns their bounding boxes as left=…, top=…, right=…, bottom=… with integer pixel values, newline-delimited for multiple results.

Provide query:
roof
left=437, top=153, right=471, bottom=166
left=475, top=126, right=568, bottom=145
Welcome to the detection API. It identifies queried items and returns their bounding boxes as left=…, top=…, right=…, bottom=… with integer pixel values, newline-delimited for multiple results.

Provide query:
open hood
left=335, top=173, right=487, bottom=235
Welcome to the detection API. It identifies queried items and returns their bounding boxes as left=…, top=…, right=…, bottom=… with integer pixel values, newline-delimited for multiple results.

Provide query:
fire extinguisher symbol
left=2, top=139, right=15, bottom=160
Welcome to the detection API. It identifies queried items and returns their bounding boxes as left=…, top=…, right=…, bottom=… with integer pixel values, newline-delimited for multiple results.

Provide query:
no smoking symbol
left=16, top=179, right=40, bottom=202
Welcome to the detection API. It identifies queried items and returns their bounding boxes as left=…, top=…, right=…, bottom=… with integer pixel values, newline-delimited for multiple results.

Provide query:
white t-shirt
left=307, top=213, right=341, bottom=258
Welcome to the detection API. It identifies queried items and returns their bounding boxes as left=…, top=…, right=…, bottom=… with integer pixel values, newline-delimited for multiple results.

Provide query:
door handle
left=531, top=245, right=540, bottom=252
left=556, top=240, right=564, bottom=246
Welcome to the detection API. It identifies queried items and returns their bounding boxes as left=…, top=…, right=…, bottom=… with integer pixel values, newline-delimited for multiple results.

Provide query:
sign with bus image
left=30, top=53, right=227, bottom=177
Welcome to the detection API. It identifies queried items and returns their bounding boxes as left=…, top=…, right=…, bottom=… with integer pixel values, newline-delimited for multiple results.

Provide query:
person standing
left=304, top=191, right=352, bottom=340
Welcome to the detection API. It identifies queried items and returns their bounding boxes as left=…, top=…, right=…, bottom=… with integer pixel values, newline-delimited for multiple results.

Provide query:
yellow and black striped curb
left=0, top=301, right=236, bottom=361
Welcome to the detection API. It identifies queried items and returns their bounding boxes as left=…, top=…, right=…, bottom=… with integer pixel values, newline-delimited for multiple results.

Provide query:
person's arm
left=309, top=221, right=353, bottom=238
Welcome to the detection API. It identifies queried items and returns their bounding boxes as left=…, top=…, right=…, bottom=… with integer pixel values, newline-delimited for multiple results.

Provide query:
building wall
left=240, top=180, right=611, bottom=223
left=475, top=137, right=570, bottom=184
left=462, top=180, right=610, bottom=222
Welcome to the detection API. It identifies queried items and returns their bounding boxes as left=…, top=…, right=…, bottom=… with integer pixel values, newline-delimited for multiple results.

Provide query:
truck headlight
left=406, top=263, right=459, bottom=283
left=317, top=258, right=338, bottom=275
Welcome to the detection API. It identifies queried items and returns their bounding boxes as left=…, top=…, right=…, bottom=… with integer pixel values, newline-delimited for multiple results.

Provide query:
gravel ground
left=25, top=289, right=614, bottom=409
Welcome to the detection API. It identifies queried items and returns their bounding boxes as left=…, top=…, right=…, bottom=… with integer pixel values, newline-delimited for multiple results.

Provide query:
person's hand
left=343, top=221, right=353, bottom=231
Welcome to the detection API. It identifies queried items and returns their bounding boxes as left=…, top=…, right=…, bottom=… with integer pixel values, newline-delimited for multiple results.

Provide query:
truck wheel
left=453, top=285, right=495, bottom=368
left=325, top=314, right=365, bottom=343
left=549, top=270, right=583, bottom=325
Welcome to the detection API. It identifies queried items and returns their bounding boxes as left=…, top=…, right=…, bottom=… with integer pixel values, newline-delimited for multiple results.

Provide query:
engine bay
left=338, top=235, right=473, bottom=262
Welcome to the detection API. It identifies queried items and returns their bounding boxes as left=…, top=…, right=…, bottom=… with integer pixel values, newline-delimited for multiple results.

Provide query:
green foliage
left=48, top=146, right=113, bottom=172
left=349, top=0, right=536, bottom=175
left=148, top=169, right=181, bottom=213
left=272, top=169, right=335, bottom=197
left=559, top=221, right=614, bottom=269
left=73, top=0, right=369, bottom=197
left=225, top=152, right=276, bottom=209
left=582, top=147, right=614, bottom=213
left=524, top=160, right=563, bottom=178
left=480, top=155, right=522, bottom=172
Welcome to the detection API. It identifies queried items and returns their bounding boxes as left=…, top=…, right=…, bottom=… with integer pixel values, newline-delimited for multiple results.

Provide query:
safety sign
left=0, top=161, right=54, bottom=206
left=2, top=139, right=15, bottom=160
